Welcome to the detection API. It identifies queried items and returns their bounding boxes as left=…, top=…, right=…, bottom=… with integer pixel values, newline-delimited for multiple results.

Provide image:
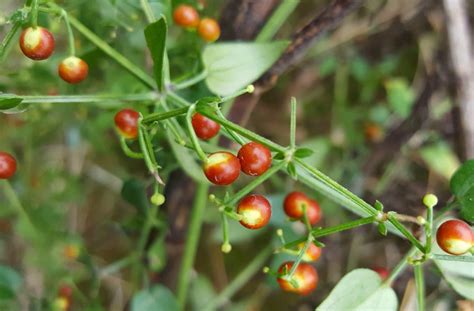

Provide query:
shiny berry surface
left=0, top=152, right=17, bottom=179
left=173, top=4, right=200, bottom=28
left=283, top=192, right=322, bottom=224
left=19, top=27, right=55, bottom=60
left=192, top=113, right=220, bottom=140
left=237, top=142, right=272, bottom=176
left=299, top=242, right=322, bottom=262
left=237, top=194, right=272, bottom=229
left=277, top=261, right=318, bottom=295
left=203, top=152, right=240, bottom=185
left=114, top=109, right=139, bottom=139
left=58, top=56, right=89, bottom=84
left=197, top=18, right=220, bottom=42
left=58, top=285, right=73, bottom=298
left=436, top=219, right=473, bottom=255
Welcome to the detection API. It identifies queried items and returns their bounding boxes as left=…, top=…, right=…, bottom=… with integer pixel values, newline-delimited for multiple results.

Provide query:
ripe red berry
left=277, top=261, right=318, bottom=295
left=299, top=242, right=322, bottom=262
left=58, top=285, right=73, bottom=298
left=114, top=109, right=139, bottom=139
left=372, top=267, right=389, bottom=280
left=237, top=194, right=272, bottom=229
left=0, top=152, right=17, bottom=179
left=197, top=18, right=220, bottom=42
left=173, top=4, right=200, bottom=28
left=191, top=113, right=221, bottom=140
left=237, top=142, right=272, bottom=176
left=436, top=219, right=473, bottom=255
left=283, top=192, right=322, bottom=225
left=19, top=26, right=55, bottom=60
left=58, top=56, right=89, bottom=84
left=203, top=152, right=240, bottom=185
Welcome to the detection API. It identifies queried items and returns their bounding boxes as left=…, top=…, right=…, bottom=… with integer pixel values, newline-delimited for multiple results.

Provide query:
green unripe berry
left=151, top=193, right=165, bottom=206
left=221, top=242, right=232, bottom=253
left=423, top=194, right=438, bottom=208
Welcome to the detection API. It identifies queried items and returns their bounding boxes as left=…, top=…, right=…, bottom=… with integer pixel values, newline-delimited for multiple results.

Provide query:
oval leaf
left=0, top=96, right=23, bottom=111
left=203, top=41, right=288, bottom=96
left=294, top=148, right=314, bottom=158
left=144, top=17, right=168, bottom=91
left=450, top=160, right=474, bottom=222
left=317, top=269, right=398, bottom=311
left=131, top=285, right=178, bottom=311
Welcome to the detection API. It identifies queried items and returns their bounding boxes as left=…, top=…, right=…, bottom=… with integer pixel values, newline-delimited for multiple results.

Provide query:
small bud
left=422, top=194, right=438, bottom=208
left=262, top=266, right=270, bottom=274
left=246, top=85, right=255, bottom=93
left=417, top=216, right=426, bottom=225
left=276, top=229, right=283, bottom=237
left=151, top=193, right=165, bottom=206
left=209, top=194, right=216, bottom=202
left=221, top=243, right=232, bottom=253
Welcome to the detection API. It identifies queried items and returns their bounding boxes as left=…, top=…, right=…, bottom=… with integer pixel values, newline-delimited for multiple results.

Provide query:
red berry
left=372, top=267, right=389, bottom=280
left=277, top=261, right=318, bottom=295
left=173, top=4, right=200, bottom=28
left=237, top=194, right=272, bottom=229
left=197, top=18, right=220, bottom=42
left=58, top=56, right=89, bottom=84
left=436, top=219, right=473, bottom=255
left=19, top=26, right=55, bottom=60
left=237, top=142, right=272, bottom=176
left=115, top=109, right=139, bottom=139
left=283, top=192, right=322, bottom=225
left=0, top=152, right=17, bottom=179
left=299, top=242, right=322, bottom=262
left=191, top=113, right=220, bottom=140
left=203, top=152, right=240, bottom=185
left=58, top=285, right=73, bottom=298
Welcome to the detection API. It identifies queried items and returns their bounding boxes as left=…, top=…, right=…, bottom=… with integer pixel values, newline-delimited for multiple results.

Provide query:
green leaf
left=287, top=162, right=297, bottom=179
left=384, top=78, right=415, bottom=118
left=0, top=265, right=22, bottom=300
left=374, top=200, right=384, bottom=211
left=121, top=179, right=148, bottom=215
left=273, top=152, right=285, bottom=160
left=147, top=236, right=167, bottom=272
left=144, top=17, right=168, bottom=91
left=131, top=285, right=178, bottom=311
left=0, top=96, right=23, bottom=111
left=450, top=160, right=474, bottom=222
left=317, top=269, right=398, bottom=311
left=189, top=275, right=216, bottom=311
left=419, top=142, right=460, bottom=180
left=202, top=41, right=288, bottom=96
left=294, top=148, right=314, bottom=158
left=433, top=238, right=474, bottom=299
left=377, top=223, right=387, bottom=236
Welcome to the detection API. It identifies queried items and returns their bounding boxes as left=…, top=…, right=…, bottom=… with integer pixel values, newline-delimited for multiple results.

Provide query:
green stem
left=203, top=244, right=273, bottom=311
left=31, top=0, right=39, bottom=28
left=197, top=108, right=286, bottom=153
left=177, top=183, right=209, bottom=310
left=67, top=14, right=156, bottom=88
left=414, top=264, right=425, bottom=311
left=140, top=0, right=156, bottom=23
left=132, top=204, right=159, bottom=288
left=17, top=92, right=159, bottom=104
left=387, top=213, right=425, bottom=253
left=59, top=9, right=76, bottom=56
left=283, top=216, right=376, bottom=249
left=384, top=247, right=417, bottom=285
left=99, top=255, right=135, bottom=277
left=295, top=158, right=377, bottom=217
left=173, top=70, right=208, bottom=90
left=226, top=161, right=286, bottom=206
left=0, top=22, right=20, bottom=62
left=138, top=119, right=163, bottom=184
left=142, top=106, right=188, bottom=124
left=285, top=234, right=312, bottom=279
left=432, top=254, right=474, bottom=262
left=425, top=206, right=433, bottom=254
left=221, top=212, right=230, bottom=247
left=185, top=104, right=207, bottom=162
left=1, top=181, right=35, bottom=230
left=256, top=0, right=300, bottom=42
left=215, top=109, right=246, bottom=145
left=167, top=92, right=190, bottom=107
left=290, top=97, right=297, bottom=149
left=119, top=137, right=144, bottom=159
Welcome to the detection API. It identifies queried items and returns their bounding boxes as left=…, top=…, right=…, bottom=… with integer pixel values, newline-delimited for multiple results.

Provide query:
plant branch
left=414, top=264, right=425, bottom=311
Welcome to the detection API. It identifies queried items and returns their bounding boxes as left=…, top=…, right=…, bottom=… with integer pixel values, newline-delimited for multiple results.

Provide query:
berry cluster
left=19, top=26, right=88, bottom=84
left=173, top=4, right=221, bottom=42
